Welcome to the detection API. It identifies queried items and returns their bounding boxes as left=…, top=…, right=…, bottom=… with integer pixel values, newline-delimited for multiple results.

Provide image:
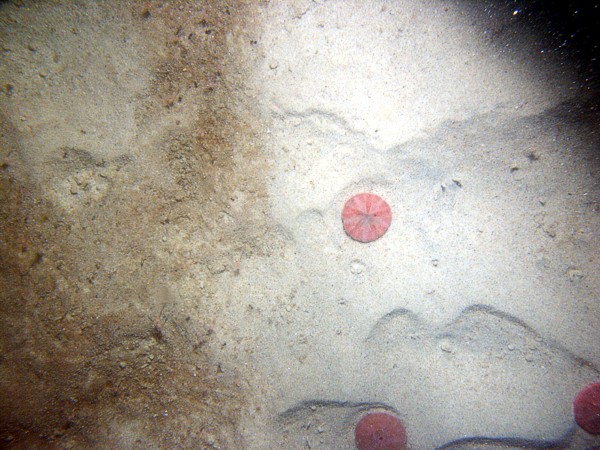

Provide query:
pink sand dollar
left=342, top=193, right=392, bottom=243
left=355, top=412, right=407, bottom=450
left=574, top=382, right=600, bottom=434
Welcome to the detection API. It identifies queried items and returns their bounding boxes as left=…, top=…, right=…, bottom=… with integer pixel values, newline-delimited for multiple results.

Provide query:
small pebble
left=439, top=340, right=454, bottom=353
left=350, top=260, right=365, bottom=274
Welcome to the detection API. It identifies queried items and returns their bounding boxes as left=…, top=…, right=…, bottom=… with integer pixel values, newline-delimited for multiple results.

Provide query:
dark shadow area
left=461, top=0, right=599, bottom=88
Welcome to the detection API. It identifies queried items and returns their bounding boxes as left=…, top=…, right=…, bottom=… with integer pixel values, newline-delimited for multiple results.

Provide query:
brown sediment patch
left=0, top=0, right=271, bottom=447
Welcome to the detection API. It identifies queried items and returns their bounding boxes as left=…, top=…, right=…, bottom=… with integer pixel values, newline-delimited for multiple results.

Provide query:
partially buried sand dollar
left=342, top=193, right=392, bottom=243
left=355, top=412, right=407, bottom=450
left=574, top=382, right=600, bottom=434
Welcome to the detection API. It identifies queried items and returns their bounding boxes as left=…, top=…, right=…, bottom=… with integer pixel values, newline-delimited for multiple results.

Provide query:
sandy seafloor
left=0, top=0, right=599, bottom=449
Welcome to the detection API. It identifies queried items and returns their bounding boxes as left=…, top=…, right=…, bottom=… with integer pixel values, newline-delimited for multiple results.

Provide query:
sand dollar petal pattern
left=342, top=193, right=392, bottom=243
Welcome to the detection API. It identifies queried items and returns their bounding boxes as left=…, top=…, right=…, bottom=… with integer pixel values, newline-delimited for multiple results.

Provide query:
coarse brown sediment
left=0, top=0, right=271, bottom=447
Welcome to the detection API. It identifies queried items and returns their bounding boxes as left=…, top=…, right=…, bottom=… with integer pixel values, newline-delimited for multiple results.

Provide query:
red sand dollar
left=342, top=193, right=392, bottom=243
left=574, top=382, right=600, bottom=434
left=355, top=412, right=407, bottom=450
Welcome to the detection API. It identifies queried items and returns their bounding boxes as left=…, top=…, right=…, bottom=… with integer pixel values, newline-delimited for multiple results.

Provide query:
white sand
left=0, top=1, right=598, bottom=448
left=229, top=2, right=600, bottom=448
